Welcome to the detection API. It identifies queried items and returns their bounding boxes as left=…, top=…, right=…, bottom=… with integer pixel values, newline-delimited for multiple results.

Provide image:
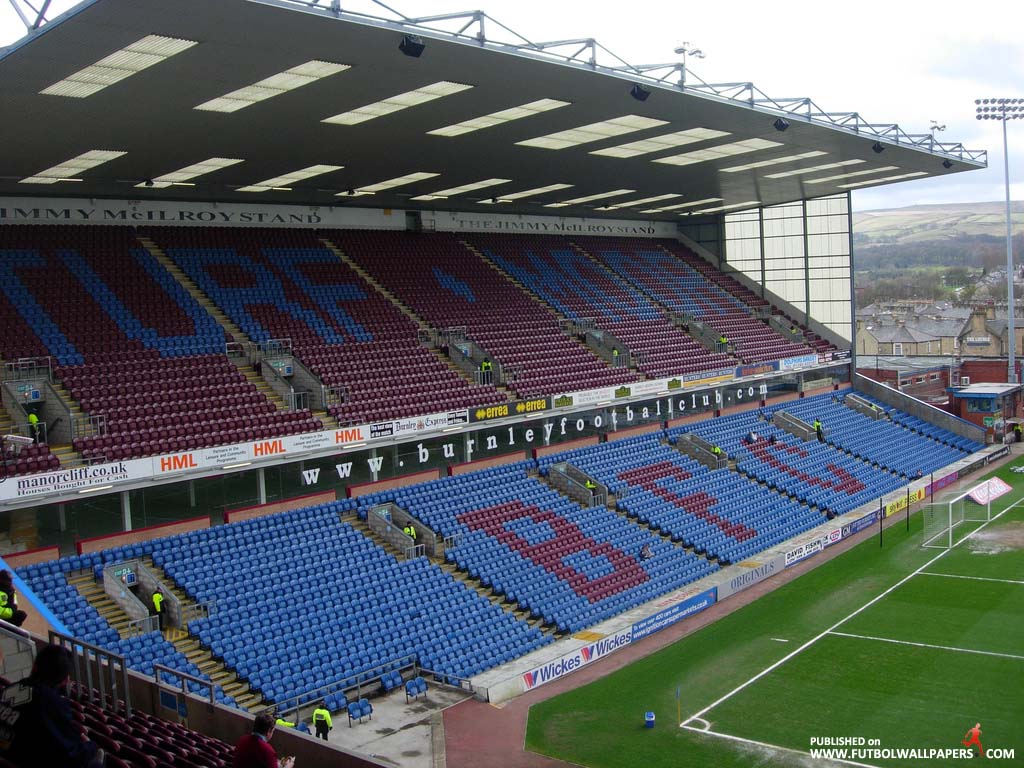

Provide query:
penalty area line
left=679, top=724, right=883, bottom=768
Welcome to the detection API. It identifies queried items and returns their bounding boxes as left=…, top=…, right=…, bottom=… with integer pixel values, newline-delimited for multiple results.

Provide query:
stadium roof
left=0, top=0, right=987, bottom=221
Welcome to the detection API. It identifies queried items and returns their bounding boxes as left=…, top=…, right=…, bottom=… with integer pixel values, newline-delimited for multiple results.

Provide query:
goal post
left=922, top=481, right=993, bottom=549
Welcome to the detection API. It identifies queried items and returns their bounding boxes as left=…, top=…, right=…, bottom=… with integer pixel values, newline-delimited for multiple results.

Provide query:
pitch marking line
left=681, top=500, right=1014, bottom=730
left=918, top=571, right=1024, bottom=586
left=679, top=724, right=882, bottom=768
left=827, top=630, right=1024, bottom=662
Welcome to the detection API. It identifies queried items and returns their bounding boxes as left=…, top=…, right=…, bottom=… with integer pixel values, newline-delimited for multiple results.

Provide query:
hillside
left=853, top=201, right=1024, bottom=246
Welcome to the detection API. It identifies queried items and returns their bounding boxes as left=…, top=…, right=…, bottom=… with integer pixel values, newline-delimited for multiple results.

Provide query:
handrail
left=49, top=629, right=133, bottom=716
left=253, top=653, right=420, bottom=718
left=154, top=663, right=216, bottom=706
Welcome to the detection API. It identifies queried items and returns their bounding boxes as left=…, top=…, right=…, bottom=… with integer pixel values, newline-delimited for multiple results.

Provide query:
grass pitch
left=526, top=462, right=1024, bottom=767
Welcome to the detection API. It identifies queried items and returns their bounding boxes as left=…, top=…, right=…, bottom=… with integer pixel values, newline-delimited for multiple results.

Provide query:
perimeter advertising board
left=630, top=588, right=717, bottom=641
left=717, top=555, right=785, bottom=600
left=520, top=628, right=633, bottom=692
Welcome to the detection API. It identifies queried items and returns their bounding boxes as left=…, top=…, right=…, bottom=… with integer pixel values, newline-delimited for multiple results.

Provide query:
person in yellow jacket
left=275, top=715, right=295, bottom=728
left=151, top=589, right=164, bottom=631
left=312, top=705, right=333, bottom=740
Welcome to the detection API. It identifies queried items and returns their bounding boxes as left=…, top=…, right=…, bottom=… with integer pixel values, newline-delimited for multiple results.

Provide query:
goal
left=922, top=481, right=993, bottom=549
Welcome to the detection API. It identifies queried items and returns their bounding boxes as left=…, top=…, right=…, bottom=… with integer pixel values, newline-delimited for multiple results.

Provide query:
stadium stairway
left=67, top=569, right=135, bottom=638
left=141, top=556, right=268, bottom=711
left=136, top=235, right=249, bottom=346
left=237, top=362, right=288, bottom=412
left=322, top=237, right=517, bottom=401
left=346, top=515, right=409, bottom=561
left=459, top=240, right=555, bottom=313
left=437, top=558, right=555, bottom=636
left=320, top=238, right=421, bottom=325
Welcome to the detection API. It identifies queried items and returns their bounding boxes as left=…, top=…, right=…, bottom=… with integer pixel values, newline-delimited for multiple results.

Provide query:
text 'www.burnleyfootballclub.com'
left=808, top=735, right=1016, bottom=761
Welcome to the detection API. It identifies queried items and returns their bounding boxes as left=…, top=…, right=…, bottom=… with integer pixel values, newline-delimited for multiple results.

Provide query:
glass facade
left=723, top=193, right=853, bottom=343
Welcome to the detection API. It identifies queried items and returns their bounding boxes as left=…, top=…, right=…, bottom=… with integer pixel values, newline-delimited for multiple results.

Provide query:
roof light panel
left=719, top=151, right=828, bottom=172
left=838, top=171, right=928, bottom=189
left=478, top=183, right=574, bottom=203
left=804, top=166, right=899, bottom=184
left=137, top=157, right=244, bottom=188
left=545, top=189, right=635, bottom=208
left=20, top=149, right=126, bottom=184
left=764, top=159, right=865, bottom=179
left=323, top=81, right=473, bottom=126
left=687, top=200, right=761, bottom=214
left=410, top=178, right=511, bottom=201
left=341, top=172, right=440, bottom=197
left=196, top=60, right=350, bottom=113
left=517, top=115, right=667, bottom=150
left=428, top=99, right=571, bottom=137
left=602, top=193, right=683, bottom=210
left=591, top=127, right=730, bottom=158
left=654, top=138, right=783, bottom=167
left=639, top=197, right=723, bottom=213
left=41, top=35, right=197, bottom=98
left=237, top=164, right=343, bottom=192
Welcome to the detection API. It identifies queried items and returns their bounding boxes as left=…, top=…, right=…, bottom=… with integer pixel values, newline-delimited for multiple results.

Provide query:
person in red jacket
left=233, top=713, right=295, bottom=768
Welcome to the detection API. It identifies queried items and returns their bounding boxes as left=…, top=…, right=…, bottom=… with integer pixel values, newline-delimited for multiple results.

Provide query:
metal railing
left=154, top=663, right=216, bottom=706
left=3, top=356, right=53, bottom=383
left=125, top=616, right=160, bottom=637
left=254, top=654, right=420, bottom=718
left=50, top=629, right=133, bottom=716
left=181, top=600, right=215, bottom=626
left=549, top=462, right=606, bottom=507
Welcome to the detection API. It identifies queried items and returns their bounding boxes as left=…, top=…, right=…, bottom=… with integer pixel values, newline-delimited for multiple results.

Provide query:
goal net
left=922, top=481, right=993, bottom=549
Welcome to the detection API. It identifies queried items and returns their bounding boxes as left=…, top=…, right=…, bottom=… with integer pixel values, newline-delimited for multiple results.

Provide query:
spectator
left=234, top=713, right=295, bottom=768
left=745, top=431, right=759, bottom=445
left=639, top=543, right=653, bottom=560
left=0, top=571, right=27, bottom=628
left=312, top=704, right=333, bottom=741
left=768, top=434, right=777, bottom=445
left=0, top=644, right=104, bottom=768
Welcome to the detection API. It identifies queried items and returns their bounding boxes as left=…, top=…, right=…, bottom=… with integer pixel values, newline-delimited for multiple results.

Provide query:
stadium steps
left=321, top=237, right=515, bottom=399
left=137, top=236, right=251, bottom=346
left=346, top=516, right=407, bottom=561
left=437, top=561, right=556, bottom=636
left=140, top=557, right=269, bottom=711
left=320, top=238, right=426, bottom=326
left=46, top=378, right=87, bottom=466
left=460, top=241, right=557, bottom=315
left=68, top=571, right=135, bottom=638
left=237, top=363, right=288, bottom=412
left=461, top=240, right=637, bottom=372
left=314, top=409, right=338, bottom=431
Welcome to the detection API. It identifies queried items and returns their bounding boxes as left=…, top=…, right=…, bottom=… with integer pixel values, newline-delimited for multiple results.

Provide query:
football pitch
left=526, top=462, right=1024, bottom=768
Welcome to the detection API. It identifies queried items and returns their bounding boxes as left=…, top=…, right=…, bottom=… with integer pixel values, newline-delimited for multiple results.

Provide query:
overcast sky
left=3, top=0, right=1022, bottom=212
